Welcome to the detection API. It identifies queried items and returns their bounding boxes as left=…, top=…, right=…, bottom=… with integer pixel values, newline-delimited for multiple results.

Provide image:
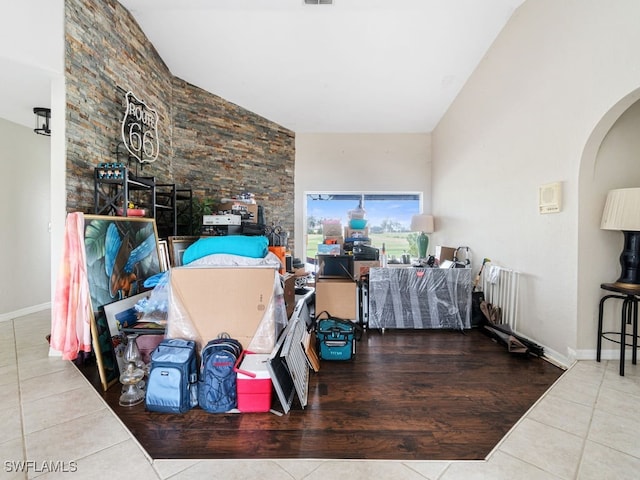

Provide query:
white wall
left=0, top=0, right=65, bottom=321
left=0, top=1, right=63, bottom=128
left=0, top=118, right=51, bottom=319
left=577, top=97, right=640, bottom=358
left=294, top=133, right=431, bottom=262
left=432, top=0, right=640, bottom=364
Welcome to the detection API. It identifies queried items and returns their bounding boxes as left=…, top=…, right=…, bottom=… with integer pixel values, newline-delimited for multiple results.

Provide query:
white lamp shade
left=411, top=214, right=434, bottom=233
left=601, top=188, right=640, bottom=231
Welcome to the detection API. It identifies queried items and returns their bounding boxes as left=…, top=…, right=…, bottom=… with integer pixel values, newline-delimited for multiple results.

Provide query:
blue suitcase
left=316, top=317, right=357, bottom=361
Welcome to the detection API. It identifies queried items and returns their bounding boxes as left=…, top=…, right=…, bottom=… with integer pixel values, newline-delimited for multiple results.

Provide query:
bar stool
left=597, top=283, right=640, bottom=376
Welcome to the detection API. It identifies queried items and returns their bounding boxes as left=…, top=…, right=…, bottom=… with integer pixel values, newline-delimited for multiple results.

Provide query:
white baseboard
left=542, top=345, right=572, bottom=370
left=0, top=302, right=51, bottom=323
left=573, top=347, right=637, bottom=361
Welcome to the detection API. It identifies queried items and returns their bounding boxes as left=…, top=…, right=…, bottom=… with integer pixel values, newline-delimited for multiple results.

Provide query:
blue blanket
left=182, top=235, right=269, bottom=264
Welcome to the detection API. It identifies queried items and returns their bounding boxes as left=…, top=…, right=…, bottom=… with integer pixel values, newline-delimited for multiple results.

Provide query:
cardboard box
left=353, top=260, right=380, bottom=279
left=168, top=267, right=278, bottom=352
left=282, top=273, right=296, bottom=319
left=343, top=226, right=369, bottom=239
left=315, top=279, right=358, bottom=320
left=435, top=246, right=456, bottom=263
left=317, top=243, right=342, bottom=255
left=236, top=353, right=272, bottom=412
left=219, top=201, right=258, bottom=223
left=322, top=222, right=342, bottom=238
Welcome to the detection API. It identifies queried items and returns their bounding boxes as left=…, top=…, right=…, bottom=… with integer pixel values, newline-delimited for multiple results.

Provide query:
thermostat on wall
left=539, top=182, right=562, bottom=214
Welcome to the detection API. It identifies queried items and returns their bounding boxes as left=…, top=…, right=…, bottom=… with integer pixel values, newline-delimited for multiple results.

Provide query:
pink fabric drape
left=50, top=212, right=92, bottom=360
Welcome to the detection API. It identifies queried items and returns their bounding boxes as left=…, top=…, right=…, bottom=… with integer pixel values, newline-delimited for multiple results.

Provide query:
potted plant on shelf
left=190, top=196, right=217, bottom=235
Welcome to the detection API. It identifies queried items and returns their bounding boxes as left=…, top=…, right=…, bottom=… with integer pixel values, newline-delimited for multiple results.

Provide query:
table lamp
left=601, top=188, right=640, bottom=287
left=410, top=214, right=435, bottom=259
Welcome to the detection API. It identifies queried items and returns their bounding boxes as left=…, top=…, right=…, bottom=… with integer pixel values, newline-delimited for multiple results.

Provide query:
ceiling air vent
left=304, top=0, right=333, bottom=5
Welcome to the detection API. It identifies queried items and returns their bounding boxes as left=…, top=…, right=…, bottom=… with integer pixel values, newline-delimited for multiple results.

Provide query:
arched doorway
left=577, top=88, right=640, bottom=357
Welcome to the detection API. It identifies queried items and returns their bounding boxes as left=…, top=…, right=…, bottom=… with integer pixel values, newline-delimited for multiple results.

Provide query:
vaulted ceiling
left=1, top=0, right=525, bottom=133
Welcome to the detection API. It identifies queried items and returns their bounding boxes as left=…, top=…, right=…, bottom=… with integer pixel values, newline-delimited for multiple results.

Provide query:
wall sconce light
left=410, top=214, right=435, bottom=259
left=33, top=107, right=51, bottom=136
left=601, top=188, right=640, bottom=287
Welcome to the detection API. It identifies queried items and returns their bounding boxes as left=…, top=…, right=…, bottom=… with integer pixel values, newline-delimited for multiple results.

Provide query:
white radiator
left=481, top=265, right=520, bottom=330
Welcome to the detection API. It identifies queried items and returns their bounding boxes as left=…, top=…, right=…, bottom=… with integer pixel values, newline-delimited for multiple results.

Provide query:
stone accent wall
left=65, top=0, right=173, bottom=211
left=172, top=78, right=295, bottom=239
left=65, top=0, right=295, bottom=243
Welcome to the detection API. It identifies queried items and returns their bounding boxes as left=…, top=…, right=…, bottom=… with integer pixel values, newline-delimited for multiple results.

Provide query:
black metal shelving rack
left=94, top=166, right=193, bottom=238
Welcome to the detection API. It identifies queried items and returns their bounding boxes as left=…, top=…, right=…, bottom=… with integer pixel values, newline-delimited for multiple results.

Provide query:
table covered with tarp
left=368, top=267, right=472, bottom=330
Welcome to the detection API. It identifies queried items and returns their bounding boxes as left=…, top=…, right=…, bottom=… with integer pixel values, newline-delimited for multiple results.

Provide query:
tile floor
left=2, top=310, right=640, bottom=479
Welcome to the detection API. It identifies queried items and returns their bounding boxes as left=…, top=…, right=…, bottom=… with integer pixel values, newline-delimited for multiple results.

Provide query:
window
left=305, top=192, right=422, bottom=262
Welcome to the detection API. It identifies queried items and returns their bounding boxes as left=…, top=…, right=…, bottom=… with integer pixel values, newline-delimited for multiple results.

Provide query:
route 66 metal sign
left=121, top=91, right=159, bottom=164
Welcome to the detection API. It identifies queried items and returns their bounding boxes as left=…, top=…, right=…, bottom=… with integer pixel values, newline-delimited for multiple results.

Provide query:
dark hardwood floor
left=77, top=328, right=564, bottom=461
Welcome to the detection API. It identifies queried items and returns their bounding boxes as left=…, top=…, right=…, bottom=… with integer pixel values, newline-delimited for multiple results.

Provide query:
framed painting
left=102, top=291, right=151, bottom=337
left=167, top=235, right=199, bottom=267
left=83, top=214, right=162, bottom=390
left=84, top=215, right=162, bottom=310
left=88, top=311, right=119, bottom=390
left=158, top=239, right=170, bottom=272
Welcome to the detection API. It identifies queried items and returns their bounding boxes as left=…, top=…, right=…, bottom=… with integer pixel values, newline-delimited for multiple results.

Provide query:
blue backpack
left=145, top=338, right=198, bottom=414
left=198, top=337, right=243, bottom=413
